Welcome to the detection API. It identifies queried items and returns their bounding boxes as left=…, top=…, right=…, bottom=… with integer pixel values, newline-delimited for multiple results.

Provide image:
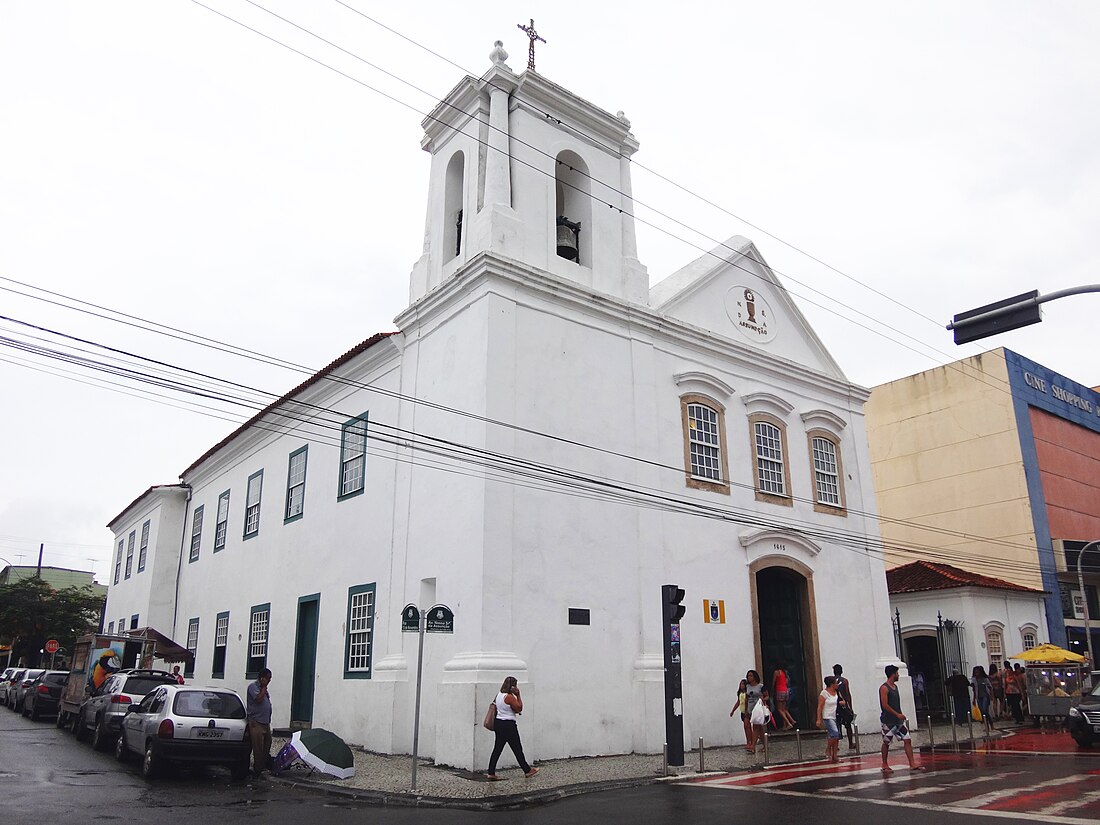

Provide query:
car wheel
left=21, top=698, right=30, bottom=718
left=115, top=730, right=130, bottom=763
left=141, top=741, right=160, bottom=779
left=55, top=710, right=67, bottom=729
left=92, top=718, right=112, bottom=751
left=29, top=701, right=41, bottom=722
left=73, top=711, right=89, bottom=742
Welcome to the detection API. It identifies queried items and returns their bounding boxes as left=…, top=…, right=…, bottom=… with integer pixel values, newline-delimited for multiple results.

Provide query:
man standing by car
left=246, top=668, right=272, bottom=778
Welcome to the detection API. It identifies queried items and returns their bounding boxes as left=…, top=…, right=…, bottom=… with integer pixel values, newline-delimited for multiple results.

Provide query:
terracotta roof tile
left=886, top=560, right=1044, bottom=595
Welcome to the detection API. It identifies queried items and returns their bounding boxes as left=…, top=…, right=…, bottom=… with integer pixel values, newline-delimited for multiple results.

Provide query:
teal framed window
left=246, top=603, right=269, bottom=678
left=113, top=539, right=123, bottom=584
left=189, top=505, right=204, bottom=563
left=285, top=446, right=307, bottom=522
left=137, top=520, right=150, bottom=572
left=214, top=490, right=230, bottom=551
left=124, top=530, right=135, bottom=579
left=343, top=583, right=376, bottom=678
left=244, top=471, right=263, bottom=539
left=185, top=618, right=199, bottom=678
left=338, top=413, right=368, bottom=499
left=212, top=611, right=229, bottom=679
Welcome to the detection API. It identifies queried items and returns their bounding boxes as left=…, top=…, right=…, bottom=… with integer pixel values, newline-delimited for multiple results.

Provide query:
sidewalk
left=264, top=718, right=1025, bottom=810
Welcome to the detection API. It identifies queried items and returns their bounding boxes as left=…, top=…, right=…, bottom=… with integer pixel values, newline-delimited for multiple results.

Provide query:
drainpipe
left=171, top=483, right=193, bottom=640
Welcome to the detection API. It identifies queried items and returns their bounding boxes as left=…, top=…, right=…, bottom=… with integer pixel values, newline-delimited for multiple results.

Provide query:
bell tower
left=408, top=40, right=648, bottom=305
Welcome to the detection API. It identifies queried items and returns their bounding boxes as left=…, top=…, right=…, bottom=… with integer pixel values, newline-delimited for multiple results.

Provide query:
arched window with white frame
left=985, top=625, right=1004, bottom=668
left=1020, top=625, right=1038, bottom=651
left=680, top=393, right=729, bottom=495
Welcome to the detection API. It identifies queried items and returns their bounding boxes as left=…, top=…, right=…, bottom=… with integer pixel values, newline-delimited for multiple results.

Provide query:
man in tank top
left=879, top=664, right=924, bottom=776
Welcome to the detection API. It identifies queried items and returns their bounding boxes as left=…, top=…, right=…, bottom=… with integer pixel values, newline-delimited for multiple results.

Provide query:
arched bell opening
left=554, top=150, right=590, bottom=265
left=443, top=151, right=465, bottom=263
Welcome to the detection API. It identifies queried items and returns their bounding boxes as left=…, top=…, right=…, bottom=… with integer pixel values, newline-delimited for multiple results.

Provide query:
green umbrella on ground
left=290, top=729, right=355, bottom=779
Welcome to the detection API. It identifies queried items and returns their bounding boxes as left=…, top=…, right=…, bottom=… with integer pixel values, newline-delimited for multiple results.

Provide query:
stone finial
left=616, top=110, right=632, bottom=129
left=490, top=40, right=509, bottom=67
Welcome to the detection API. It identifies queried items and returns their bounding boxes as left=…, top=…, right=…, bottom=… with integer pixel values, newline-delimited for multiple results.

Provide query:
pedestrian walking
left=486, top=676, right=539, bottom=780
left=246, top=667, right=273, bottom=778
left=947, top=667, right=971, bottom=724
left=744, top=669, right=770, bottom=753
left=972, top=666, right=994, bottom=731
left=833, top=663, right=856, bottom=749
left=172, top=665, right=185, bottom=685
left=879, top=664, right=924, bottom=776
left=1005, top=663, right=1025, bottom=723
left=816, top=676, right=843, bottom=762
left=730, top=678, right=752, bottom=750
left=988, top=663, right=1004, bottom=720
left=771, top=662, right=797, bottom=730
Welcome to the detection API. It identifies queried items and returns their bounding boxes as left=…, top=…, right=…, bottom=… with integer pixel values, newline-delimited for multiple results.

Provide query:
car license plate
left=193, top=728, right=225, bottom=739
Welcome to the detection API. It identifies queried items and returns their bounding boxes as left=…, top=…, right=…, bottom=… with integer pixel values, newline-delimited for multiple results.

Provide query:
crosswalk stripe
left=890, top=771, right=1025, bottom=799
left=953, top=774, right=1096, bottom=809
left=1033, top=788, right=1100, bottom=817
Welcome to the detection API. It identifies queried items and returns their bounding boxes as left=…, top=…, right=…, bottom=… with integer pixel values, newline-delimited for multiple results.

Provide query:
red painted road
left=687, top=734, right=1100, bottom=822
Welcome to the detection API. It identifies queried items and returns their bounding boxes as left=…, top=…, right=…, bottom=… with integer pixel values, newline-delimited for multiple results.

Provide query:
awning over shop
left=127, top=627, right=192, bottom=664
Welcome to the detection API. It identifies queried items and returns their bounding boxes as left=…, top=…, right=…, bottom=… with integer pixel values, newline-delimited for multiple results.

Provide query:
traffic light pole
left=661, top=584, right=686, bottom=766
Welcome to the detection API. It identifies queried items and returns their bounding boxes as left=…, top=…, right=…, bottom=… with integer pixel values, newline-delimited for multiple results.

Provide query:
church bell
left=556, top=216, right=580, bottom=261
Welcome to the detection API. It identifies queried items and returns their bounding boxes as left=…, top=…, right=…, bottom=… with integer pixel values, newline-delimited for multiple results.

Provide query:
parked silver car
left=9, top=669, right=44, bottom=711
left=75, top=669, right=179, bottom=750
left=115, top=684, right=250, bottom=779
left=0, top=668, right=18, bottom=706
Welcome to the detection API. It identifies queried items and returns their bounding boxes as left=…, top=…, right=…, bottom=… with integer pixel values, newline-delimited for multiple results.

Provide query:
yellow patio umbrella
left=1008, top=643, right=1086, bottom=663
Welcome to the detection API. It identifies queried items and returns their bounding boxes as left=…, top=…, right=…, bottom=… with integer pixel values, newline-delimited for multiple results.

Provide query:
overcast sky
left=2, top=1, right=1098, bottom=584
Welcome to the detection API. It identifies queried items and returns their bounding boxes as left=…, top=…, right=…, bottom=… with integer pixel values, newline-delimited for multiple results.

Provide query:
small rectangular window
left=212, top=612, right=229, bottom=679
left=130, top=614, right=139, bottom=630
left=687, top=403, right=721, bottom=481
left=1022, top=631, right=1036, bottom=650
left=124, top=530, right=135, bottom=579
left=285, top=446, right=307, bottom=522
left=138, top=520, right=150, bottom=572
left=811, top=436, right=841, bottom=506
left=214, top=491, right=230, bottom=551
left=247, top=604, right=269, bottom=677
left=185, top=618, right=199, bottom=678
left=107, top=621, right=115, bottom=635
left=189, top=505, right=204, bottom=563
left=344, top=584, right=375, bottom=678
left=339, top=414, right=368, bottom=499
left=244, top=471, right=263, bottom=538
left=754, top=421, right=786, bottom=495
left=114, top=539, right=124, bottom=585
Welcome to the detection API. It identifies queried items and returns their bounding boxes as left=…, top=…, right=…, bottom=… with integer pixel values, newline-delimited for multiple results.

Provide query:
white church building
left=105, top=42, right=902, bottom=770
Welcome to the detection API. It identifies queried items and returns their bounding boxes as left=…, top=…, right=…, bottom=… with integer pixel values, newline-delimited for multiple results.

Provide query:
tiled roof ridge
left=887, top=559, right=1043, bottom=594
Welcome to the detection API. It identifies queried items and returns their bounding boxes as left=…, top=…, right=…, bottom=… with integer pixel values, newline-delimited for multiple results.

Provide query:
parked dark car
left=1067, top=676, right=1100, bottom=748
left=9, top=669, right=44, bottom=712
left=116, top=684, right=250, bottom=779
left=21, top=670, right=68, bottom=721
left=76, top=669, right=179, bottom=750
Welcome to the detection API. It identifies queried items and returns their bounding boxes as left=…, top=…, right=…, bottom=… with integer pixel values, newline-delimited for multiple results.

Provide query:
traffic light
left=662, top=584, right=686, bottom=624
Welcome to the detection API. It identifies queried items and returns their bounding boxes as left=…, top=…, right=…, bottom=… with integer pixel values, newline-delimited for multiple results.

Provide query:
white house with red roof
left=887, top=560, right=1047, bottom=716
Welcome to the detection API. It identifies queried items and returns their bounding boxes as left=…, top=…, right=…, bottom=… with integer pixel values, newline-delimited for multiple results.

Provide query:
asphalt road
left=4, top=705, right=1099, bottom=823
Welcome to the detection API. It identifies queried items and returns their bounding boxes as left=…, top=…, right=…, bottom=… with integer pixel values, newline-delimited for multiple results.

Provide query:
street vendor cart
left=1010, top=643, right=1088, bottom=721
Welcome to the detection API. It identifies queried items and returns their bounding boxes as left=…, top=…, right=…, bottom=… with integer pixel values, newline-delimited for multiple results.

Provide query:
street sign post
left=403, top=602, right=454, bottom=789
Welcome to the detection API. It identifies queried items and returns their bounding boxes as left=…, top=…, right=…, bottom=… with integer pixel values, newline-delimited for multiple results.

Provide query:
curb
left=267, top=772, right=665, bottom=810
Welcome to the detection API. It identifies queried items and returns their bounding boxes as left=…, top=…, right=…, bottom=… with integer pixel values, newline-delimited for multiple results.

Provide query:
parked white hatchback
left=115, top=684, right=251, bottom=779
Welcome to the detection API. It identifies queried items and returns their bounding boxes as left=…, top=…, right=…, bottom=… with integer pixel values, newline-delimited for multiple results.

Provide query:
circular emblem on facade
left=725, top=286, right=777, bottom=343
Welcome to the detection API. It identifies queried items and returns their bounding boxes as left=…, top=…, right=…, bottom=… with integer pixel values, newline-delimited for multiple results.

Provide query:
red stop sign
left=44, top=639, right=59, bottom=654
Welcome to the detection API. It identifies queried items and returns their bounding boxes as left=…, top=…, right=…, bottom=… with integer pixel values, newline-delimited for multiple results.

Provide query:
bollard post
left=927, top=715, right=935, bottom=749
left=763, top=731, right=770, bottom=765
left=950, top=714, right=959, bottom=751
left=698, top=737, right=705, bottom=773
left=854, top=724, right=860, bottom=755
left=967, top=711, right=974, bottom=744
left=663, top=743, right=669, bottom=777
left=795, top=727, right=802, bottom=762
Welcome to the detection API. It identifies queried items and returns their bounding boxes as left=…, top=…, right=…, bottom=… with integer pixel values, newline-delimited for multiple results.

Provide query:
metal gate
left=937, top=613, right=967, bottom=716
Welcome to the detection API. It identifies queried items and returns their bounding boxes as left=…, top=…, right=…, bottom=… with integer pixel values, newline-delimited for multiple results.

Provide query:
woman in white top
left=486, top=676, right=539, bottom=780
left=816, top=675, right=842, bottom=763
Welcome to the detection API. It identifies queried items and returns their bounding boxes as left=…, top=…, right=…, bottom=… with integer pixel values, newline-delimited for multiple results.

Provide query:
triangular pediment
left=649, top=236, right=846, bottom=380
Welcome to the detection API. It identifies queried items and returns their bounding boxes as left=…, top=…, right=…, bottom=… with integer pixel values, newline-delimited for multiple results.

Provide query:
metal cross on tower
left=516, top=18, right=545, bottom=70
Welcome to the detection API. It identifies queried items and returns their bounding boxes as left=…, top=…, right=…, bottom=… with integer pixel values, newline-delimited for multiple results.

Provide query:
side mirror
left=125, top=705, right=138, bottom=715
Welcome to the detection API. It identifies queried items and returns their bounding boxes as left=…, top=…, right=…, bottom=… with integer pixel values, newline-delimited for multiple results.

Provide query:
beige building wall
left=866, top=348, right=1042, bottom=590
